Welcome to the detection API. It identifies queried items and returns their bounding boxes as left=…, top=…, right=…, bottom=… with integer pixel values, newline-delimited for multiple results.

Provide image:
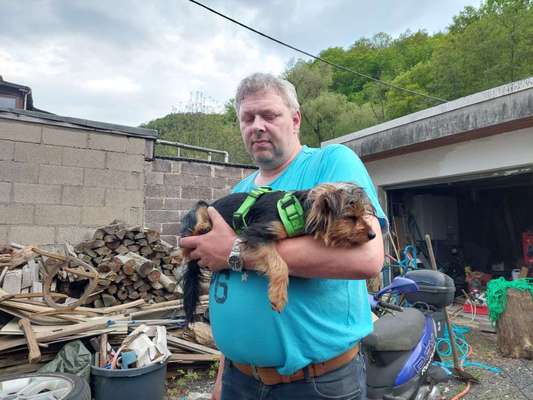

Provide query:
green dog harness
left=232, top=187, right=305, bottom=237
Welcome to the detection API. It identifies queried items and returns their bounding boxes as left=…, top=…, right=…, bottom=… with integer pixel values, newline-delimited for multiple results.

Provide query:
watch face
left=229, top=255, right=242, bottom=271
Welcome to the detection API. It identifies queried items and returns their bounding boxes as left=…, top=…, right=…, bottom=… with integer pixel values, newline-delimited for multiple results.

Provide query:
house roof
left=324, top=77, right=533, bottom=161
left=0, top=107, right=158, bottom=139
left=0, top=76, right=35, bottom=110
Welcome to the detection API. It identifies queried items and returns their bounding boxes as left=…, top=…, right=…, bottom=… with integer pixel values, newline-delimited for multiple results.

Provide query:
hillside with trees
left=143, top=0, right=533, bottom=162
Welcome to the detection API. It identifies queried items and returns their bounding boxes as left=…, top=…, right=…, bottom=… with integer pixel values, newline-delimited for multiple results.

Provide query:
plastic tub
left=91, top=362, right=167, bottom=400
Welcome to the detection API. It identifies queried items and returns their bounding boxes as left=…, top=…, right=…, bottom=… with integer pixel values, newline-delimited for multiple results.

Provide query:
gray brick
left=84, top=169, right=140, bottom=189
left=164, top=174, right=227, bottom=189
left=56, top=226, right=94, bottom=244
left=160, top=235, right=177, bottom=246
left=161, top=223, right=180, bottom=235
left=0, top=182, right=11, bottom=203
left=144, top=223, right=162, bottom=233
left=127, top=137, right=146, bottom=155
left=62, top=186, right=105, bottom=206
left=128, top=171, right=143, bottom=190
left=144, top=171, right=164, bottom=185
left=88, top=133, right=127, bottom=152
left=145, top=210, right=180, bottom=224
left=124, top=207, right=143, bottom=226
left=181, top=186, right=211, bottom=200
left=181, top=162, right=212, bottom=176
left=0, top=121, right=41, bottom=143
left=0, top=140, right=14, bottom=160
left=81, top=207, right=120, bottom=226
left=0, top=225, right=7, bottom=242
left=14, top=142, right=62, bottom=165
left=213, top=188, right=232, bottom=200
left=105, top=189, right=144, bottom=207
left=152, top=159, right=172, bottom=172
left=145, top=185, right=167, bottom=198
left=35, top=205, right=81, bottom=225
left=213, top=166, right=245, bottom=179
left=0, top=161, right=39, bottom=183
left=14, top=183, right=61, bottom=204
left=39, top=165, right=83, bottom=185
left=0, top=204, right=34, bottom=224
left=164, top=198, right=197, bottom=211
left=10, top=226, right=55, bottom=245
left=43, top=126, right=87, bottom=148
left=63, top=147, right=105, bottom=168
left=106, top=152, right=144, bottom=172
left=145, top=198, right=164, bottom=210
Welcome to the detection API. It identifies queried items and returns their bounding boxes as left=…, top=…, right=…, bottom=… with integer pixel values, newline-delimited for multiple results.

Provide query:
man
left=179, top=73, right=387, bottom=400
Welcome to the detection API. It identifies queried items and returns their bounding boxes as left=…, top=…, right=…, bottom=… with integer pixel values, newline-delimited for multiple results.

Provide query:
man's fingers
left=179, top=235, right=198, bottom=249
left=207, top=207, right=228, bottom=228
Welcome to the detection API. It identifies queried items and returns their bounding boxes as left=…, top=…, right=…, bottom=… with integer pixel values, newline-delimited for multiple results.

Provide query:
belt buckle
left=251, top=365, right=261, bottom=381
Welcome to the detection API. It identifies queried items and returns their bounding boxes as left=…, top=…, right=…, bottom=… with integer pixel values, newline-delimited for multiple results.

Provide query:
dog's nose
left=367, top=231, right=376, bottom=240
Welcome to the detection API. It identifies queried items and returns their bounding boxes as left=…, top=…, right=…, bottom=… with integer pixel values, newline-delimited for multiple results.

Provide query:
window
left=0, top=96, right=17, bottom=108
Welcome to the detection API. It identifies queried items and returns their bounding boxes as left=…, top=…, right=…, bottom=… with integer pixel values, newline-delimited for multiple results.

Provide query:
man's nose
left=251, top=115, right=267, bottom=132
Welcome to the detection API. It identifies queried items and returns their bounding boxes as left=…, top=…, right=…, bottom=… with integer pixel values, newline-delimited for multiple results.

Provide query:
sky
left=0, top=0, right=480, bottom=127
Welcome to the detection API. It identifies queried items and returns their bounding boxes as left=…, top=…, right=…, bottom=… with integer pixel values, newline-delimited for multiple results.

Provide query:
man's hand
left=178, top=207, right=236, bottom=272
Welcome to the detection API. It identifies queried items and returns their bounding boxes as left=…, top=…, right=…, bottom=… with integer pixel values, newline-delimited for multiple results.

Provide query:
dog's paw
left=269, top=286, right=288, bottom=313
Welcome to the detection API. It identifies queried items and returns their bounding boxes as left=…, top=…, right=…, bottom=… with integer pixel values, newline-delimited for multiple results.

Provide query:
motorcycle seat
left=363, top=308, right=425, bottom=352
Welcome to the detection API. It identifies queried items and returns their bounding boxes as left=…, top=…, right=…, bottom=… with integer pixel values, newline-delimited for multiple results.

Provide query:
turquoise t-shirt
left=209, top=144, right=387, bottom=375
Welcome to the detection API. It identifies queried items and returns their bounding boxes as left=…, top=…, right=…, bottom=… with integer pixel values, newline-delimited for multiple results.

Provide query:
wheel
left=0, top=372, right=90, bottom=400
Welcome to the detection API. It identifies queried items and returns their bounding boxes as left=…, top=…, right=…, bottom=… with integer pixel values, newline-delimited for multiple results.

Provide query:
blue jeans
left=221, top=353, right=367, bottom=400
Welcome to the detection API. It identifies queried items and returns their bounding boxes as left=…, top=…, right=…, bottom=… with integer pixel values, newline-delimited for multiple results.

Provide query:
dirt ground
left=166, top=329, right=533, bottom=400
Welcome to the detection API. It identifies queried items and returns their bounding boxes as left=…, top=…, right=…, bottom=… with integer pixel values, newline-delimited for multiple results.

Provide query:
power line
left=188, top=0, right=447, bottom=104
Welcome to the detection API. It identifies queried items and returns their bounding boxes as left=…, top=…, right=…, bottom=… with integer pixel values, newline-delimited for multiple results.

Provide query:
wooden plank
left=2, top=270, right=22, bottom=294
left=166, top=335, right=220, bottom=355
left=168, top=353, right=220, bottom=363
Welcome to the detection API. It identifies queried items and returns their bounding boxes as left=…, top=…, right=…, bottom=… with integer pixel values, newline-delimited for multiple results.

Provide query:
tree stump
left=496, top=289, right=533, bottom=359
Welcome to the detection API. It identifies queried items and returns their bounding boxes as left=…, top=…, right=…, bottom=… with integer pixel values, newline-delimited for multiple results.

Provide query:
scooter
left=364, top=275, right=451, bottom=400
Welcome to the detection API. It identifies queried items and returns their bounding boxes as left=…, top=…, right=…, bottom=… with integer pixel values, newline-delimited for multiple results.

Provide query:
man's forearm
left=272, top=217, right=384, bottom=280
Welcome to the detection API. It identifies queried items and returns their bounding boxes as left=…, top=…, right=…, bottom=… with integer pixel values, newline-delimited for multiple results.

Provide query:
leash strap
left=277, top=192, right=305, bottom=237
left=232, top=186, right=272, bottom=233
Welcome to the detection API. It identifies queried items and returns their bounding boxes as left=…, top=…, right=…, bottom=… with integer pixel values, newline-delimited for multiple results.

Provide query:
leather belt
left=231, top=343, right=359, bottom=386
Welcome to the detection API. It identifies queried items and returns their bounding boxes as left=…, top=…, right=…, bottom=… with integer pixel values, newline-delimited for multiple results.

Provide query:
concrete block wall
left=144, top=158, right=255, bottom=245
left=0, top=119, right=147, bottom=245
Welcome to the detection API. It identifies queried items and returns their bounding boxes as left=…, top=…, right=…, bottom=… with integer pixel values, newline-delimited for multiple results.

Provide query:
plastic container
left=91, top=362, right=167, bottom=400
left=404, top=270, right=455, bottom=308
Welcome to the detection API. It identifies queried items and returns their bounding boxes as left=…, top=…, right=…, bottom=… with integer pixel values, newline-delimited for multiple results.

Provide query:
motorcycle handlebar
left=377, top=301, right=403, bottom=312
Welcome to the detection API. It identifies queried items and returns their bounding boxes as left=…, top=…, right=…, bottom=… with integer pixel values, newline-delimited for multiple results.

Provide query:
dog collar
left=233, top=186, right=272, bottom=233
left=277, top=192, right=305, bottom=237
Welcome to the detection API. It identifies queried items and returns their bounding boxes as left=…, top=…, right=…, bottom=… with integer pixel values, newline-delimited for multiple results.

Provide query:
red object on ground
left=463, top=303, right=488, bottom=315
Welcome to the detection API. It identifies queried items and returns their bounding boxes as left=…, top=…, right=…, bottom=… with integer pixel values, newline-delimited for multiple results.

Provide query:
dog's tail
left=183, top=259, right=201, bottom=324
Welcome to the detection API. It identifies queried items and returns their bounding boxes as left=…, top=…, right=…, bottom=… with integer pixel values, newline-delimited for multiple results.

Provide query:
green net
left=486, top=277, right=533, bottom=323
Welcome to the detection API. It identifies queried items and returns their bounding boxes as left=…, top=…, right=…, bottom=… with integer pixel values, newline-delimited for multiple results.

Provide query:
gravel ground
left=167, top=330, right=533, bottom=400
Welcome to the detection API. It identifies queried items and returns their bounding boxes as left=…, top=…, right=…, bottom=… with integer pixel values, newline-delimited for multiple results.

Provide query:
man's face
left=238, top=89, right=301, bottom=170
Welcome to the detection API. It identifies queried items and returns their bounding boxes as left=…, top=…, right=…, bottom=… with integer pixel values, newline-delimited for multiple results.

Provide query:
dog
left=179, top=182, right=377, bottom=323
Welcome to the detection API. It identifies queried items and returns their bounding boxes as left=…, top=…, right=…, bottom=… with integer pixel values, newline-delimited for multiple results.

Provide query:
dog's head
left=305, top=183, right=376, bottom=247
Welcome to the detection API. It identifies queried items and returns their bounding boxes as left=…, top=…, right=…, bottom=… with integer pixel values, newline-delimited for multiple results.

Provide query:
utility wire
left=188, top=0, right=448, bottom=103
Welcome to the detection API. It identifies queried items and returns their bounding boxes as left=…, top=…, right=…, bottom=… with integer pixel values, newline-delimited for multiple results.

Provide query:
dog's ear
left=305, top=185, right=344, bottom=235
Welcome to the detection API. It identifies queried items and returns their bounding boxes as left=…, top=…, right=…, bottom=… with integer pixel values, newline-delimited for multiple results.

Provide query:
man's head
left=235, top=73, right=302, bottom=171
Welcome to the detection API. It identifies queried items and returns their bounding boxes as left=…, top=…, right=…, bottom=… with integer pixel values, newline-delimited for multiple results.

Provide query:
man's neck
left=255, top=145, right=302, bottom=186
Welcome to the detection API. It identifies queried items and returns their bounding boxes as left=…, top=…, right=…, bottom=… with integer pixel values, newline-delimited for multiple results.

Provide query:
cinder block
left=144, top=171, right=164, bottom=185
left=152, top=159, right=172, bottom=172
left=124, top=207, right=143, bottom=226
left=160, top=235, right=177, bottom=246
left=35, top=205, right=81, bottom=225
left=180, top=186, right=211, bottom=200
left=145, top=210, right=180, bottom=224
left=0, top=182, right=11, bottom=203
left=126, top=171, right=143, bottom=190
left=63, top=147, right=105, bottom=168
left=213, top=166, right=246, bottom=179
left=127, top=137, right=146, bottom=155
left=145, top=198, right=164, bottom=210
left=164, top=198, right=197, bottom=211
left=145, top=185, right=167, bottom=198
left=14, top=142, right=62, bottom=165
left=0, top=225, right=8, bottom=242
left=105, top=189, right=144, bottom=207
left=0, top=140, right=14, bottom=160
left=62, top=186, right=105, bottom=206
left=10, top=226, right=55, bottom=245
left=81, top=206, right=121, bottom=226
left=0, top=204, right=34, bottom=224
left=0, top=121, right=41, bottom=143
left=43, top=126, right=88, bottom=148
left=88, top=133, right=127, bottom=153
left=106, top=152, right=144, bottom=172
left=161, top=223, right=180, bottom=235
left=56, top=226, right=94, bottom=244
left=84, top=169, right=129, bottom=188
left=14, top=183, right=61, bottom=204
left=181, top=162, right=212, bottom=177
left=39, top=165, right=83, bottom=185
left=0, top=161, right=39, bottom=183
left=213, top=188, right=232, bottom=200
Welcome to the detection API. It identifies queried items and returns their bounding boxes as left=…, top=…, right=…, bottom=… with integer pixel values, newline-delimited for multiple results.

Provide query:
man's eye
left=263, top=113, right=278, bottom=121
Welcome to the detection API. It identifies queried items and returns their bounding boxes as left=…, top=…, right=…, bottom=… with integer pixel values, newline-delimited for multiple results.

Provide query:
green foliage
left=143, top=0, right=533, bottom=161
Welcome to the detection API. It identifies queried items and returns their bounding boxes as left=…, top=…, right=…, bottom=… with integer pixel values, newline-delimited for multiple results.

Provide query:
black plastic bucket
left=90, top=362, right=167, bottom=400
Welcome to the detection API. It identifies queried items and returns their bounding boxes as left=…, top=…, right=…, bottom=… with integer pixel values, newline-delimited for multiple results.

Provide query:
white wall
left=366, top=127, right=533, bottom=188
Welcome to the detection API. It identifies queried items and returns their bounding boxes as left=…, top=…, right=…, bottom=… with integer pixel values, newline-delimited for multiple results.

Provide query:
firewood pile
left=0, top=221, right=217, bottom=376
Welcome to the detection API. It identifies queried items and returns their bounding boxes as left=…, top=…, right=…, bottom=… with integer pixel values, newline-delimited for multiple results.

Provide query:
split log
left=159, top=274, right=176, bottom=292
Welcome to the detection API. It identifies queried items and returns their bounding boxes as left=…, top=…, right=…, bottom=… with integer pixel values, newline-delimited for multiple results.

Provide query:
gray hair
left=234, top=73, right=300, bottom=115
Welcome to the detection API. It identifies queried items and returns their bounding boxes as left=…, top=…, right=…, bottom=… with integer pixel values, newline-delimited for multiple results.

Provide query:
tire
left=0, top=372, right=91, bottom=400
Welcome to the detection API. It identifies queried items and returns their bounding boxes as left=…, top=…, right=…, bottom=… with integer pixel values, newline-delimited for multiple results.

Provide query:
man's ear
left=292, top=110, right=301, bottom=133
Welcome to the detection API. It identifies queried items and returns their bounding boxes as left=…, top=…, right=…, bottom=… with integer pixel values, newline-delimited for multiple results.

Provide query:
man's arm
left=179, top=207, right=383, bottom=280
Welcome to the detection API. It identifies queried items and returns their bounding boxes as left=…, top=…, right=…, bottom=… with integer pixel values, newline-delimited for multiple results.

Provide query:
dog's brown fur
left=181, top=183, right=377, bottom=321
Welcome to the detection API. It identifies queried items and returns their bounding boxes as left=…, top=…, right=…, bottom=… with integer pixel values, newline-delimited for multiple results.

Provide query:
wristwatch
left=228, top=238, right=244, bottom=272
